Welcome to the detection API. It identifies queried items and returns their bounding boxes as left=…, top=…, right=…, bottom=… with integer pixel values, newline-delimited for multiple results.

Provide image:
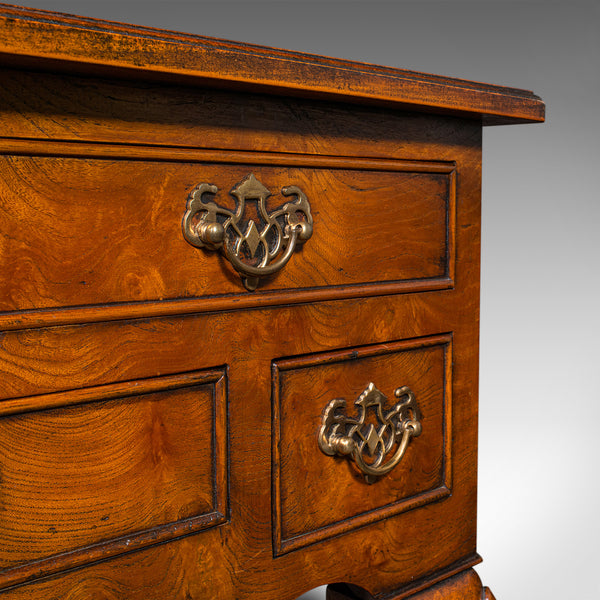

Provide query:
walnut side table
left=0, top=4, right=544, bottom=599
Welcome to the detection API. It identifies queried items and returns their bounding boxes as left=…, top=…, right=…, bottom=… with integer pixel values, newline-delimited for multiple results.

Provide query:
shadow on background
left=296, top=587, right=326, bottom=600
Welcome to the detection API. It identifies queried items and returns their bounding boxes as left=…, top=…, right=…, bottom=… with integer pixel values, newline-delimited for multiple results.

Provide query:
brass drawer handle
left=318, top=383, right=422, bottom=484
left=182, top=173, right=313, bottom=291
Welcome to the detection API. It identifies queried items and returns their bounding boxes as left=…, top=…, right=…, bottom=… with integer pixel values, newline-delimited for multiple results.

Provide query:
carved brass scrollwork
left=318, top=383, right=422, bottom=484
left=182, top=173, right=313, bottom=291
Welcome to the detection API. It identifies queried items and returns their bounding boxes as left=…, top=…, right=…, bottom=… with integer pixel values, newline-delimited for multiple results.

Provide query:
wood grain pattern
left=0, top=85, right=482, bottom=596
left=390, top=568, right=485, bottom=600
left=0, top=155, right=453, bottom=311
left=0, top=4, right=541, bottom=597
left=0, top=287, right=481, bottom=597
left=0, top=5, right=544, bottom=124
left=0, top=67, right=481, bottom=157
left=483, top=586, right=497, bottom=600
left=326, top=567, right=485, bottom=600
left=0, top=116, right=481, bottom=597
left=273, top=335, right=452, bottom=554
left=0, top=291, right=477, bottom=402
left=396, top=569, right=484, bottom=600
left=0, top=369, right=228, bottom=589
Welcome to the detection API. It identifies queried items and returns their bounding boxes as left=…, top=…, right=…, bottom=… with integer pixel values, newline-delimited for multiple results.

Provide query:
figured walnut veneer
left=0, top=4, right=543, bottom=599
left=273, top=335, right=452, bottom=555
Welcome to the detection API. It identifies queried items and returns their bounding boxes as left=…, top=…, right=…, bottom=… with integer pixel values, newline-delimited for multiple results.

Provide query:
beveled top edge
left=0, top=3, right=544, bottom=125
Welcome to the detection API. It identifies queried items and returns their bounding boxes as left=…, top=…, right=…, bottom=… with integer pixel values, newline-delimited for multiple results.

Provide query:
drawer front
left=0, top=369, right=228, bottom=589
left=0, top=154, right=454, bottom=313
left=272, top=334, right=452, bottom=555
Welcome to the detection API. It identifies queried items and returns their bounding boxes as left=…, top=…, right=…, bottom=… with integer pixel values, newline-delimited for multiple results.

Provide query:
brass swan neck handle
left=182, top=174, right=313, bottom=291
left=318, top=383, right=422, bottom=484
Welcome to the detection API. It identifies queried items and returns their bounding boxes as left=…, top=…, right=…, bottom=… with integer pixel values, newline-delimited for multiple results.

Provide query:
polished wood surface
left=0, top=370, right=227, bottom=588
left=0, top=157, right=454, bottom=310
left=0, top=66, right=482, bottom=152
left=483, top=587, right=498, bottom=600
left=0, top=4, right=543, bottom=599
left=326, top=568, right=486, bottom=600
left=390, top=569, right=486, bottom=600
left=0, top=4, right=544, bottom=124
left=273, top=335, right=452, bottom=554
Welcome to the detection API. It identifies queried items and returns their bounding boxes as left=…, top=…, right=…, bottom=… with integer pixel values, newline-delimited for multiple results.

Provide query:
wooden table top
left=0, top=2, right=544, bottom=125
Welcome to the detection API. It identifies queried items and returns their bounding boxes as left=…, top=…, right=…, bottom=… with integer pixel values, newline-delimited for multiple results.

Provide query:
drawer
left=0, top=153, right=455, bottom=313
left=272, top=334, right=452, bottom=555
left=0, top=368, right=228, bottom=589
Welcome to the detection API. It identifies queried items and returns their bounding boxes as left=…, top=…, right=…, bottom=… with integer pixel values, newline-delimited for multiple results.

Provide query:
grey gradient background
left=6, top=1, right=599, bottom=599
